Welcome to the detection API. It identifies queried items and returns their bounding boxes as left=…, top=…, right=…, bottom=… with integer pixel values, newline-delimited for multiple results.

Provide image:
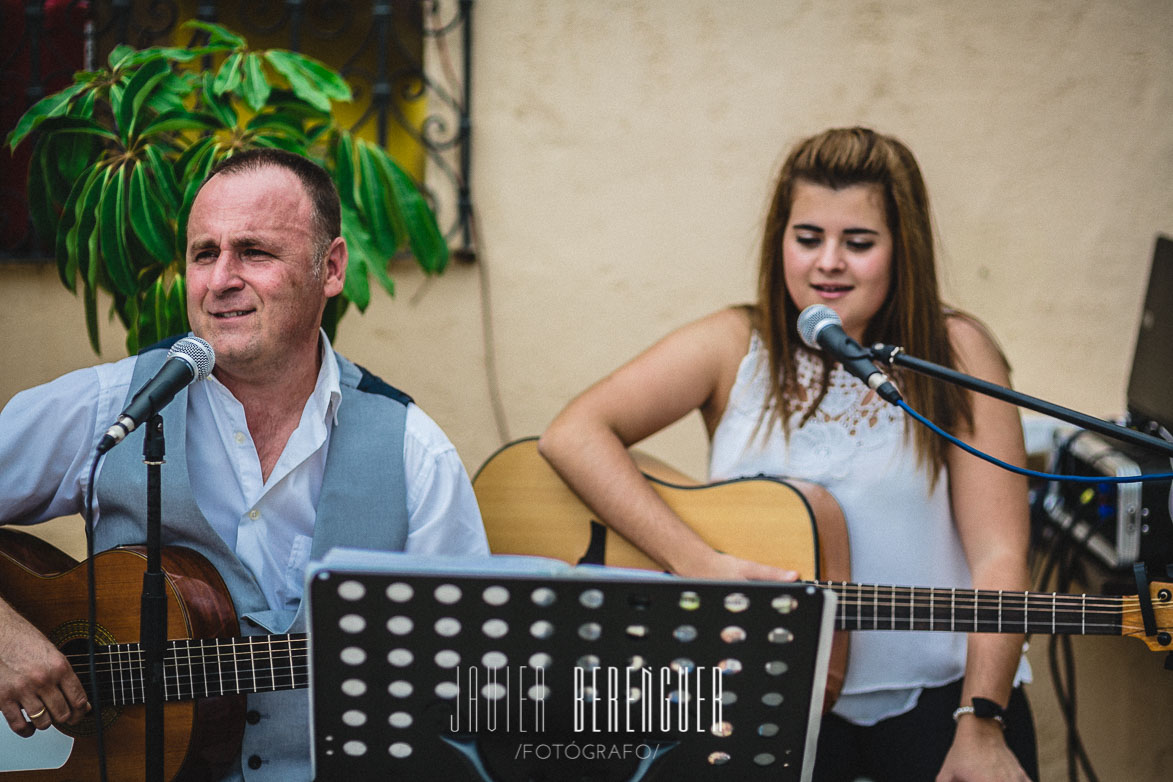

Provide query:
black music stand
left=306, top=550, right=836, bottom=782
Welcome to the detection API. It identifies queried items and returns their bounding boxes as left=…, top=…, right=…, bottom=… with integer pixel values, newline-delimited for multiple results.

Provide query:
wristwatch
left=952, top=696, right=1006, bottom=727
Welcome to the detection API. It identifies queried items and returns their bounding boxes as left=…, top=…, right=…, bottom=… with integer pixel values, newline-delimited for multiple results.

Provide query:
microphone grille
left=796, top=304, right=840, bottom=350
left=168, top=336, right=216, bottom=382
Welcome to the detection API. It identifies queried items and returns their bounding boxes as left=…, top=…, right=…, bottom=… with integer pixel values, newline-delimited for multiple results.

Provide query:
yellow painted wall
left=3, top=2, right=1171, bottom=778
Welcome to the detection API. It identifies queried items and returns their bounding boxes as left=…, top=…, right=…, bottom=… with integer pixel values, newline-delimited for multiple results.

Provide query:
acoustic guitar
left=472, top=438, right=1173, bottom=700
left=0, top=527, right=307, bottom=781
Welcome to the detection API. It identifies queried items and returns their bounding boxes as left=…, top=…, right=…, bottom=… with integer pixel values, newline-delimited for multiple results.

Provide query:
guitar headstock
left=1121, top=580, right=1173, bottom=651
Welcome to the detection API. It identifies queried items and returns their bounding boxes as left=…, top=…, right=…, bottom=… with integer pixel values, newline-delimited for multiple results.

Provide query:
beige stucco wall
left=2, top=1, right=1170, bottom=778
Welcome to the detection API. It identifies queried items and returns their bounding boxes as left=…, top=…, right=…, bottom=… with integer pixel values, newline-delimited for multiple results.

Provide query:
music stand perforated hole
left=483, top=585, right=510, bottom=606
left=387, top=649, right=413, bottom=667
left=768, top=627, right=795, bottom=644
left=385, top=582, right=413, bottom=602
left=386, top=616, right=413, bottom=635
left=673, top=625, right=698, bottom=642
left=764, top=660, right=788, bottom=676
left=579, top=588, right=605, bottom=609
left=757, top=722, right=779, bottom=738
left=434, top=584, right=462, bottom=604
left=483, top=618, right=509, bottom=638
left=724, top=593, right=750, bottom=612
left=531, top=587, right=556, bottom=606
left=434, top=617, right=461, bottom=637
left=679, top=590, right=701, bottom=610
left=339, top=614, right=365, bottom=633
left=754, top=753, right=776, bottom=766
left=721, top=625, right=747, bottom=643
left=342, top=710, right=366, bottom=727
left=529, top=652, right=552, bottom=669
left=771, top=594, right=797, bottom=613
left=389, top=711, right=412, bottom=729
left=434, top=650, right=460, bottom=668
left=338, top=580, right=365, bottom=601
left=708, top=751, right=731, bottom=766
left=388, top=742, right=412, bottom=759
left=341, top=679, right=366, bottom=697
left=388, top=681, right=412, bottom=698
left=482, top=650, right=508, bottom=668
left=340, top=647, right=366, bottom=666
left=761, top=692, right=784, bottom=707
left=530, top=620, right=554, bottom=639
left=434, top=681, right=459, bottom=699
left=577, top=622, right=602, bottom=641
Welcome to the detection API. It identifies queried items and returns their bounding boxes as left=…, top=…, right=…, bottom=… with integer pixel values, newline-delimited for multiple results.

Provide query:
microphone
left=796, top=304, right=902, bottom=404
left=97, top=336, right=216, bottom=453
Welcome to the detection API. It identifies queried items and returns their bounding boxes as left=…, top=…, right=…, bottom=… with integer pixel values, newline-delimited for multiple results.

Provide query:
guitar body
left=472, top=437, right=852, bottom=704
left=0, top=528, right=244, bottom=782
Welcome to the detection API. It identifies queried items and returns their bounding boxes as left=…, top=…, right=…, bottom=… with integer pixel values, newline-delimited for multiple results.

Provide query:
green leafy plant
left=6, top=20, right=447, bottom=354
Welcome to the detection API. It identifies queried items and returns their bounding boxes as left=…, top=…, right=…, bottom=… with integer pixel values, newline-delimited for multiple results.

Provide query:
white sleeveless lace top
left=709, top=334, right=1028, bottom=724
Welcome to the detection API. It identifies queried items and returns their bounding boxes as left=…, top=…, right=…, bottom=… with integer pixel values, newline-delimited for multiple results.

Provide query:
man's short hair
left=200, top=148, right=341, bottom=266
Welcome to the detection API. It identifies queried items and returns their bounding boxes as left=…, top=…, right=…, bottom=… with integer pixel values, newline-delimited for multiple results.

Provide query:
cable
left=895, top=400, right=1173, bottom=484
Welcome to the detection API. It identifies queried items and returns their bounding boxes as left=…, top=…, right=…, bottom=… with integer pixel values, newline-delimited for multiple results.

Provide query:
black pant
left=812, top=679, right=1038, bottom=782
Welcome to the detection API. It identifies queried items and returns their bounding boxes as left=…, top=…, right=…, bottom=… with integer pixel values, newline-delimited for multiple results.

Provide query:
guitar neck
left=73, top=633, right=309, bottom=706
left=813, top=581, right=1125, bottom=636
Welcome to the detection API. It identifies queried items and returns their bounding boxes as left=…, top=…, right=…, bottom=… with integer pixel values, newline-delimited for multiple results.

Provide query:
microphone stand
left=869, top=343, right=1173, bottom=460
left=141, top=415, right=166, bottom=782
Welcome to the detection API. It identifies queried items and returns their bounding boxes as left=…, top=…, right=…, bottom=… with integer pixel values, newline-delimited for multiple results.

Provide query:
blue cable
left=895, top=400, right=1173, bottom=484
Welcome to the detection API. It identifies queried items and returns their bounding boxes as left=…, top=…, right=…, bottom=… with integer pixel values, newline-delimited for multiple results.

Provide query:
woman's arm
left=938, top=314, right=1033, bottom=782
left=539, top=307, right=796, bottom=581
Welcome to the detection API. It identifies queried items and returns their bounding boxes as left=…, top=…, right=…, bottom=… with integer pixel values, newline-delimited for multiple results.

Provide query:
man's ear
left=322, top=236, right=348, bottom=297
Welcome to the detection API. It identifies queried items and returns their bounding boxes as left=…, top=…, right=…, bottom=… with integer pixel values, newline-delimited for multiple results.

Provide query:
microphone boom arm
left=869, top=343, right=1173, bottom=459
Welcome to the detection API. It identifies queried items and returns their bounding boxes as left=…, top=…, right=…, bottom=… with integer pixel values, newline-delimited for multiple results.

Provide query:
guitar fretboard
left=68, top=634, right=309, bottom=706
left=812, top=581, right=1124, bottom=636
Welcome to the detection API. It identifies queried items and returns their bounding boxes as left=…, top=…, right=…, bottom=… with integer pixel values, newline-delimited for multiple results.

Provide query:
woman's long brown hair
left=755, top=127, right=973, bottom=483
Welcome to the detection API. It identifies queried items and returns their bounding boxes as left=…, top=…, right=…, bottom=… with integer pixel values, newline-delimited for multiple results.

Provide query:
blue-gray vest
left=95, top=338, right=412, bottom=781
